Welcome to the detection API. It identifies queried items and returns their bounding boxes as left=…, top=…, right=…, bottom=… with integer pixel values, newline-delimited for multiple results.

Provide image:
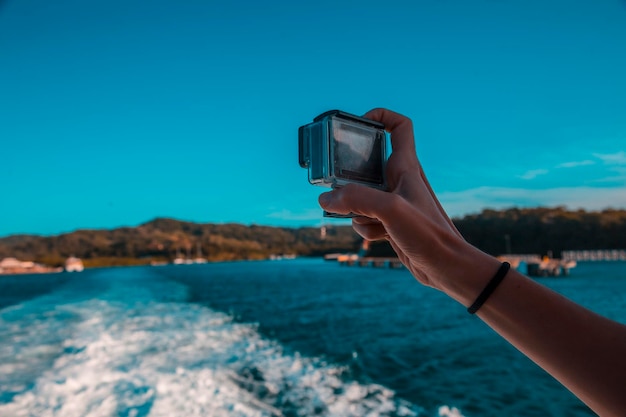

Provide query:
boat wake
left=0, top=268, right=463, bottom=417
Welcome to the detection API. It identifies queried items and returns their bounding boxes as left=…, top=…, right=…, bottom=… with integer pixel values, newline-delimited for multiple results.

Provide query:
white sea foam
left=438, top=405, right=465, bottom=417
left=0, top=273, right=428, bottom=417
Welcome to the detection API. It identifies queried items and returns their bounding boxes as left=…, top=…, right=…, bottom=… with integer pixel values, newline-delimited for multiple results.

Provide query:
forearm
left=441, top=242, right=626, bottom=416
left=319, top=108, right=626, bottom=415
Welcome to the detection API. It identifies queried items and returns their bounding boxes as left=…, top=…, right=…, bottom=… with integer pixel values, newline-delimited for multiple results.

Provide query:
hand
left=318, top=108, right=495, bottom=296
left=321, top=109, right=626, bottom=417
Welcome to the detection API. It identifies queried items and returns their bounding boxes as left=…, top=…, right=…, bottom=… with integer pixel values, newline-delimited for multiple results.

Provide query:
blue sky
left=1, top=0, right=625, bottom=236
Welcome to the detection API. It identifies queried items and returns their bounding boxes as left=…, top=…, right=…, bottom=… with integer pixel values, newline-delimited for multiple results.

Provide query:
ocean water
left=1, top=259, right=625, bottom=417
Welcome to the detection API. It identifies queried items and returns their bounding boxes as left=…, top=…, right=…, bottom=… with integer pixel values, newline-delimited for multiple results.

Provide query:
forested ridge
left=0, top=218, right=360, bottom=267
left=1, top=207, right=625, bottom=267
left=455, top=207, right=626, bottom=257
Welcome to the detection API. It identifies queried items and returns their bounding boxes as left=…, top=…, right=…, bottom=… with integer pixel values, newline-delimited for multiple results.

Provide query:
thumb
left=318, top=184, right=397, bottom=220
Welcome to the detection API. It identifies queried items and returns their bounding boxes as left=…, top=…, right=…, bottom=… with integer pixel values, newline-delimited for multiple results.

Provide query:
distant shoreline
left=0, top=265, right=64, bottom=276
left=2, top=208, right=626, bottom=271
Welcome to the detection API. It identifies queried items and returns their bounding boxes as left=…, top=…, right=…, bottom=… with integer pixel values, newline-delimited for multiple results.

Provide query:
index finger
left=363, top=108, right=417, bottom=156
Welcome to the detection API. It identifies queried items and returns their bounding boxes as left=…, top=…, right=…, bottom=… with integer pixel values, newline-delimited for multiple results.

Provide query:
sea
left=1, top=259, right=625, bottom=417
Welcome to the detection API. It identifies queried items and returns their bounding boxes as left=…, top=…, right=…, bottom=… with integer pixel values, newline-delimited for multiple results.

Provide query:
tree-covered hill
left=1, top=207, right=625, bottom=267
left=454, top=207, right=626, bottom=257
left=0, top=219, right=361, bottom=267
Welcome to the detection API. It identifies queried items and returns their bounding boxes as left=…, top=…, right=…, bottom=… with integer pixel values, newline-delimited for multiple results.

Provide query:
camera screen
left=332, top=122, right=383, bottom=184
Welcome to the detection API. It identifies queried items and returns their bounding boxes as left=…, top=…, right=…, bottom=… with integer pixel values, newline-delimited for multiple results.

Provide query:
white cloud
left=265, top=208, right=323, bottom=222
left=439, top=186, right=626, bottom=218
left=518, top=169, right=549, bottom=180
left=556, top=160, right=595, bottom=169
left=593, top=151, right=626, bottom=165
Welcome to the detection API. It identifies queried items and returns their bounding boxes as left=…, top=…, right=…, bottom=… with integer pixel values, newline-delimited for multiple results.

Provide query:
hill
left=454, top=207, right=626, bottom=257
left=0, top=219, right=361, bottom=267
left=1, top=208, right=625, bottom=267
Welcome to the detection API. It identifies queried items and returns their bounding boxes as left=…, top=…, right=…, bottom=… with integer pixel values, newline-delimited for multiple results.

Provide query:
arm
left=318, top=108, right=626, bottom=417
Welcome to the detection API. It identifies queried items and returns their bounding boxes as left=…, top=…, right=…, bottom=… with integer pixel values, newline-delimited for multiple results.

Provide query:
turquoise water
left=1, top=259, right=624, bottom=416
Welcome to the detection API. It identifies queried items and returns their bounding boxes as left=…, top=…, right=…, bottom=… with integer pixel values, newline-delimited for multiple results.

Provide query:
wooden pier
left=498, top=254, right=577, bottom=277
left=342, top=257, right=404, bottom=269
left=328, top=251, right=582, bottom=275
left=324, top=253, right=404, bottom=269
left=561, top=249, right=626, bottom=262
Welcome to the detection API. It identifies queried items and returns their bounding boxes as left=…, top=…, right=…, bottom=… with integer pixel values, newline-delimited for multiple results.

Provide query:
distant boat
left=269, top=254, right=297, bottom=261
left=193, top=242, right=207, bottom=264
left=173, top=246, right=186, bottom=265
left=65, top=257, right=84, bottom=272
left=172, top=242, right=208, bottom=264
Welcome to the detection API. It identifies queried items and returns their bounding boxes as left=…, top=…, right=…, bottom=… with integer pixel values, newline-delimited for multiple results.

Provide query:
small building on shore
left=65, top=257, right=84, bottom=272
left=0, top=257, right=63, bottom=275
left=1, top=257, right=23, bottom=274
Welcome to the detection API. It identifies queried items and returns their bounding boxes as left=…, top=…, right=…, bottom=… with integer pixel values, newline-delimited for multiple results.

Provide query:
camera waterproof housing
left=298, top=110, right=387, bottom=190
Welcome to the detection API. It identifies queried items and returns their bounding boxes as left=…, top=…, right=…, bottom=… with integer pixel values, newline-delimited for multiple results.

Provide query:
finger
left=318, top=184, right=401, bottom=222
left=352, top=221, right=388, bottom=241
left=363, top=108, right=417, bottom=157
left=353, top=216, right=382, bottom=226
left=363, top=110, right=458, bottom=237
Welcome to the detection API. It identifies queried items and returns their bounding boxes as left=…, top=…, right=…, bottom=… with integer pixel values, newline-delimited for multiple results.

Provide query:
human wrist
left=433, top=235, right=503, bottom=308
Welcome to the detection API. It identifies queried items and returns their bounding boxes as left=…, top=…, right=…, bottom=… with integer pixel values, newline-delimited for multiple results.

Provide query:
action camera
left=298, top=110, right=388, bottom=190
